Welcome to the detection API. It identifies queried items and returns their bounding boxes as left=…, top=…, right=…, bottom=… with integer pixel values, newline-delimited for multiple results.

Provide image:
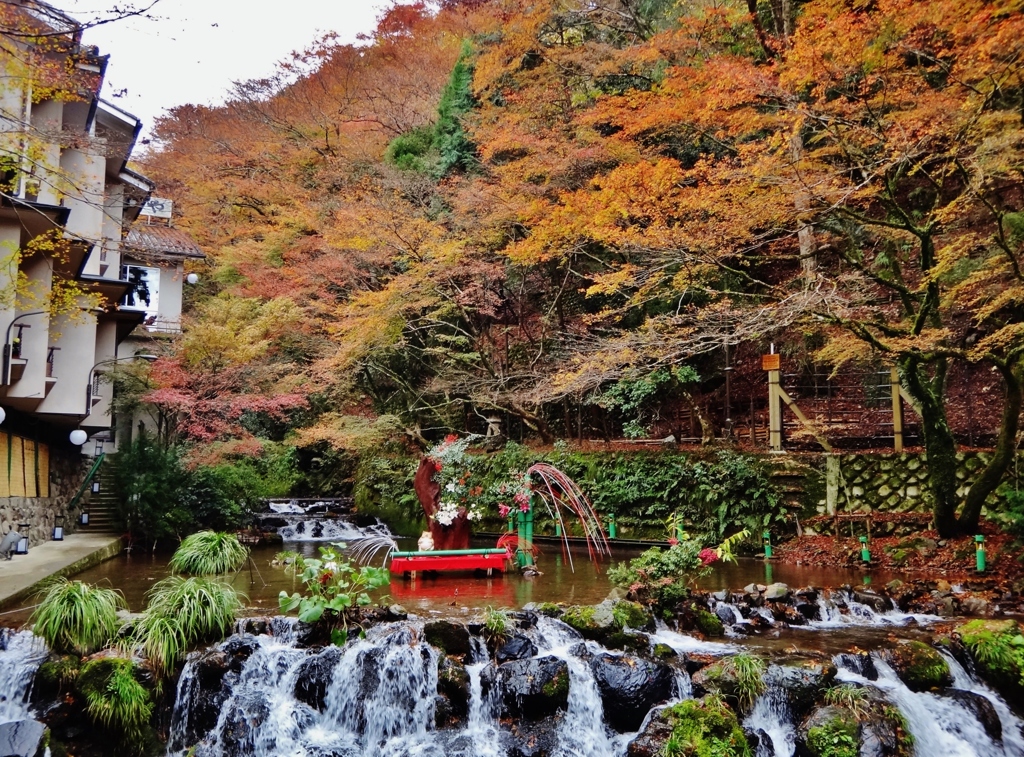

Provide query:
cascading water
left=743, top=686, right=796, bottom=757
left=835, top=654, right=1020, bottom=757
left=277, top=516, right=394, bottom=543
left=170, top=623, right=443, bottom=757
left=0, top=629, right=46, bottom=724
left=940, top=649, right=1024, bottom=755
left=802, top=590, right=939, bottom=629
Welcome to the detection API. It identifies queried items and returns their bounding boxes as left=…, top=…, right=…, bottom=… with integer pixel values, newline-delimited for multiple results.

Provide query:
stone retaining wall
left=0, top=447, right=89, bottom=547
left=811, top=451, right=1020, bottom=516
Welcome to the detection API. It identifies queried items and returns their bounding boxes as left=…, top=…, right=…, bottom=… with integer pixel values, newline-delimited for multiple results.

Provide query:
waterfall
left=278, top=516, right=394, bottom=543
left=744, top=686, right=796, bottom=757
left=835, top=654, right=1017, bottom=757
left=806, top=591, right=939, bottom=629
left=171, top=624, right=443, bottom=757
left=532, top=617, right=627, bottom=757
left=648, top=623, right=738, bottom=656
left=0, top=629, right=46, bottom=724
left=940, top=649, right=1024, bottom=755
left=459, top=662, right=502, bottom=757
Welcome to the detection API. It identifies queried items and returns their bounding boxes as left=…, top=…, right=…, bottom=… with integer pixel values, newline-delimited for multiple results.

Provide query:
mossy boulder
left=803, top=706, right=859, bottom=757
left=436, top=655, right=470, bottom=725
left=627, top=696, right=751, bottom=757
left=590, top=652, right=675, bottom=732
left=562, top=601, right=617, bottom=640
left=690, top=654, right=766, bottom=712
left=612, top=600, right=653, bottom=631
left=955, top=619, right=1024, bottom=700
left=693, top=607, right=725, bottom=637
left=488, top=656, right=570, bottom=719
left=882, top=640, right=952, bottom=691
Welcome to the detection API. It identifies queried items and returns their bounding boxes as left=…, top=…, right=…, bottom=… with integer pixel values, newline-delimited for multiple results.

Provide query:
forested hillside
left=140, top=0, right=1024, bottom=535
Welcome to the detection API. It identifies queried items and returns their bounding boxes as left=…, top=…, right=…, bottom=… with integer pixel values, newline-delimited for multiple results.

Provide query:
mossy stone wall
left=809, top=451, right=1019, bottom=516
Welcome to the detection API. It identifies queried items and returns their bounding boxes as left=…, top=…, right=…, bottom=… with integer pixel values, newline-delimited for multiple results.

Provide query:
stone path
left=0, top=533, right=122, bottom=611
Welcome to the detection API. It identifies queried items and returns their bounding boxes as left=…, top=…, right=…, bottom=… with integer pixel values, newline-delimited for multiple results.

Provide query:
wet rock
left=800, top=705, right=858, bottom=757
left=743, top=583, right=759, bottom=594
left=386, top=604, right=408, bottom=620
left=0, top=719, right=45, bottom=757
left=745, top=728, right=775, bottom=756
left=961, top=597, right=991, bottom=616
left=882, top=640, right=952, bottom=691
left=496, top=635, right=538, bottom=663
left=779, top=606, right=809, bottom=626
left=764, top=583, right=791, bottom=601
left=628, top=697, right=748, bottom=757
left=768, top=658, right=837, bottom=720
left=794, top=601, right=820, bottom=622
left=294, top=647, right=342, bottom=712
left=834, top=651, right=877, bottom=680
left=437, top=655, right=470, bottom=723
left=424, top=620, right=472, bottom=658
left=567, top=642, right=591, bottom=661
left=853, top=591, right=892, bottom=613
left=221, top=636, right=261, bottom=672
left=652, top=643, right=677, bottom=660
left=562, top=601, right=616, bottom=640
left=514, top=610, right=539, bottom=630
left=494, top=656, right=570, bottom=719
left=239, top=617, right=271, bottom=635
left=860, top=713, right=904, bottom=757
left=944, top=688, right=1001, bottom=741
left=218, top=690, right=271, bottom=754
left=693, top=607, right=725, bottom=637
left=590, top=653, right=675, bottom=732
left=715, top=604, right=741, bottom=625
left=505, top=717, right=561, bottom=757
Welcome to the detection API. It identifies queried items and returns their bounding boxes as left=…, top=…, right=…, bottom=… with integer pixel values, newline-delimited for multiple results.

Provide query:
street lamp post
left=84, top=354, right=158, bottom=417
left=2, top=311, right=46, bottom=385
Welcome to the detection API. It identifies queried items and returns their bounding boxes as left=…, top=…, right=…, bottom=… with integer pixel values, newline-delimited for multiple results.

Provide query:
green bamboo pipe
left=392, top=548, right=509, bottom=558
left=859, top=535, right=871, bottom=563
left=975, top=535, right=986, bottom=572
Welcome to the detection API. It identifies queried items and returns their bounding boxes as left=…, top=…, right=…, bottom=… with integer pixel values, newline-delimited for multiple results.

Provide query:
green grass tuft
left=169, top=531, right=249, bottom=575
left=31, top=579, right=125, bottom=655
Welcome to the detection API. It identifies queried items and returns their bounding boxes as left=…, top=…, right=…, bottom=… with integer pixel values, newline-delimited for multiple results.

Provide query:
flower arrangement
left=491, top=471, right=534, bottom=518
left=426, top=435, right=484, bottom=526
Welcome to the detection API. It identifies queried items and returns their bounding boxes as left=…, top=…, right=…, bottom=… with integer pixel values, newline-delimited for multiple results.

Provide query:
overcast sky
left=64, top=0, right=390, bottom=136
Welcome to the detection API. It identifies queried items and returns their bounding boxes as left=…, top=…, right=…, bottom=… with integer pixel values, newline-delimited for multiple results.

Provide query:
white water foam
left=836, top=655, right=1016, bottom=757
left=744, top=686, right=796, bottom=757
left=0, top=629, right=47, bottom=724
left=278, top=516, right=394, bottom=543
left=941, top=648, right=1024, bottom=755
left=804, top=592, right=940, bottom=629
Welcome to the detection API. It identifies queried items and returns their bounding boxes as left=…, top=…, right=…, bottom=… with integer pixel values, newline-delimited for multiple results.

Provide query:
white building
left=0, top=1, right=196, bottom=537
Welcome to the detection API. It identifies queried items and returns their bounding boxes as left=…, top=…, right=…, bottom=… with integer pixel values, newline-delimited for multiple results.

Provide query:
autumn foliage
left=143, top=0, right=1024, bottom=534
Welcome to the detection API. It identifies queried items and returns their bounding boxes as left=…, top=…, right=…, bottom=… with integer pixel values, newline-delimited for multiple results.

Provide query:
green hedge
left=352, top=442, right=783, bottom=542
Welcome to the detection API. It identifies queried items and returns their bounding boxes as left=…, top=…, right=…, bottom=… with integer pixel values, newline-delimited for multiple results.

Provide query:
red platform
left=389, top=551, right=509, bottom=576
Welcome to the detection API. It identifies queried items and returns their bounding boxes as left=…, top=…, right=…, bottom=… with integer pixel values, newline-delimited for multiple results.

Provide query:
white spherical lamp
left=0, top=407, right=5, bottom=425
left=69, top=429, right=88, bottom=446
left=186, top=272, right=199, bottom=285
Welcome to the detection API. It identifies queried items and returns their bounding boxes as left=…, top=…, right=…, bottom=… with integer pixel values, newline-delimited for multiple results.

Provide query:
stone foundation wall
left=0, top=447, right=89, bottom=547
left=810, top=451, right=1021, bottom=516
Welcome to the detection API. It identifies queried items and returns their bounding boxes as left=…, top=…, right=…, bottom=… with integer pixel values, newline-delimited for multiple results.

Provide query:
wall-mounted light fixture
left=53, top=515, right=65, bottom=541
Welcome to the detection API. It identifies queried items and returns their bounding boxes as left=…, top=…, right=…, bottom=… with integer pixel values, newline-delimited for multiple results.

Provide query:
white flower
left=324, top=561, right=338, bottom=571
left=446, top=481, right=458, bottom=493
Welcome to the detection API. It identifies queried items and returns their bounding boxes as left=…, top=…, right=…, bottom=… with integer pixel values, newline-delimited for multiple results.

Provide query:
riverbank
left=0, top=534, right=122, bottom=612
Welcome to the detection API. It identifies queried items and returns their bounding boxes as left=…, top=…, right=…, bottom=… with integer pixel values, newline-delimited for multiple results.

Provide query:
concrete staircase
left=82, top=461, right=120, bottom=534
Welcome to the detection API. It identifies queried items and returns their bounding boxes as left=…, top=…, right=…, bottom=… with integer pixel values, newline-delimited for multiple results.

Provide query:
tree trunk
left=959, top=360, right=1024, bottom=533
left=790, top=129, right=817, bottom=283
left=901, top=357, right=960, bottom=538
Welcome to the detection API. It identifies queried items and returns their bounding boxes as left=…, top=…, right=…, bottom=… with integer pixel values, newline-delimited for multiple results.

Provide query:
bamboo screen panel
left=0, top=434, right=50, bottom=498
left=0, top=434, right=8, bottom=498
left=36, top=441, right=49, bottom=497
left=10, top=435, right=25, bottom=497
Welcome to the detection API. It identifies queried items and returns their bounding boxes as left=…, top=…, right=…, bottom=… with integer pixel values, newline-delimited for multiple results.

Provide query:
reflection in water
left=2, top=529, right=910, bottom=625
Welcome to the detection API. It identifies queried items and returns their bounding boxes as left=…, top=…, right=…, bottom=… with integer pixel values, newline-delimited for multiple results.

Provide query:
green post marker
left=608, top=514, right=617, bottom=539
left=528, top=506, right=536, bottom=565
left=764, top=562, right=774, bottom=584
left=516, top=510, right=527, bottom=567
left=555, top=522, right=562, bottom=537
left=762, top=530, right=772, bottom=559
left=862, top=574, right=871, bottom=586
left=859, top=535, right=870, bottom=563
left=677, top=525, right=686, bottom=542
left=508, top=514, right=515, bottom=533
left=976, top=534, right=986, bottom=572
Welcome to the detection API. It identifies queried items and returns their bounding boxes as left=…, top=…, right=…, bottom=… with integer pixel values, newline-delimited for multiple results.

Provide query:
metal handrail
left=67, top=453, right=106, bottom=512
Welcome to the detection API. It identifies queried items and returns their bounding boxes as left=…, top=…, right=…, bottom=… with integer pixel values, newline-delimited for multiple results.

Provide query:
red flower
left=498, top=504, right=511, bottom=517
left=668, top=537, right=679, bottom=546
left=699, top=548, right=719, bottom=566
left=444, top=434, right=459, bottom=443
left=434, top=462, right=443, bottom=472
left=319, top=571, right=334, bottom=585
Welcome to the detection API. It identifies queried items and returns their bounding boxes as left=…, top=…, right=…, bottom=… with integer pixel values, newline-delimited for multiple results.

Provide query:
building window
left=120, top=264, right=160, bottom=318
